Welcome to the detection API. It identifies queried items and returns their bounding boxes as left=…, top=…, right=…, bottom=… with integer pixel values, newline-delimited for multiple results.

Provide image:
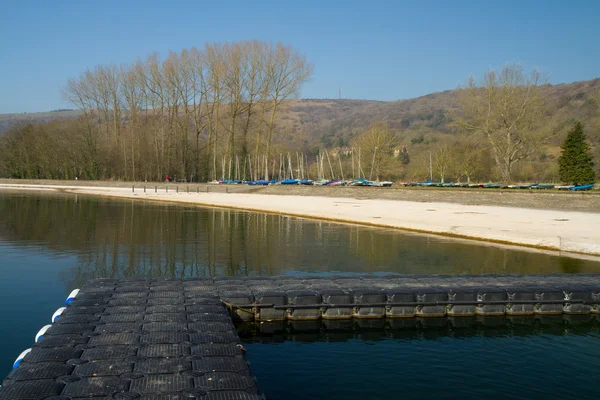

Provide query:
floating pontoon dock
left=2, top=274, right=599, bottom=399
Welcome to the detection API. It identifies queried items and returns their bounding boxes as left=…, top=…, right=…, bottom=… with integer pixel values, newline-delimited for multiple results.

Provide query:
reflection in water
left=238, top=315, right=600, bottom=343
left=243, top=316, right=600, bottom=400
left=1, top=191, right=600, bottom=398
left=1, top=191, right=600, bottom=289
left=559, top=256, right=584, bottom=273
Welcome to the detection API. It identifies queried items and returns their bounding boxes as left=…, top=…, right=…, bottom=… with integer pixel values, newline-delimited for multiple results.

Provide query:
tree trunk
left=264, top=102, right=278, bottom=181
left=228, top=115, right=236, bottom=162
left=242, top=103, right=253, bottom=160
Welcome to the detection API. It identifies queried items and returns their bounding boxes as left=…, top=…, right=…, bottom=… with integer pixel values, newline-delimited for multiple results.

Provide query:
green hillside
left=1, top=78, right=599, bottom=182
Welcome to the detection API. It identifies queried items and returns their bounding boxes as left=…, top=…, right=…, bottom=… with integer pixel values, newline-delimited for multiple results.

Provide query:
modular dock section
left=2, top=274, right=600, bottom=399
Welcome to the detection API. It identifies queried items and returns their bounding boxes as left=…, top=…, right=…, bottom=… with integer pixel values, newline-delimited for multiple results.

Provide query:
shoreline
left=2, top=178, right=599, bottom=212
left=1, top=183, right=600, bottom=258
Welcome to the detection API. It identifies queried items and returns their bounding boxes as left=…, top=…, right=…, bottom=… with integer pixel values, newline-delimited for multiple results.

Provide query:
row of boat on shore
left=403, top=180, right=596, bottom=191
left=209, top=178, right=597, bottom=191
left=209, top=178, right=394, bottom=187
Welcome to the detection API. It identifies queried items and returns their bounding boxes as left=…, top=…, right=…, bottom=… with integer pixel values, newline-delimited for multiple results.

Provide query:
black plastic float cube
left=447, top=288, right=476, bottom=317
left=505, top=287, right=535, bottom=316
left=220, top=291, right=255, bottom=322
left=255, top=291, right=287, bottom=321
left=415, top=287, right=447, bottom=317
left=592, top=289, right=600, bottom=314
left=286, top=290, right=322, bottom=320
left=320, top=289, right=353, bottom=319
left=562, top=284, right=593, bottom=314
left=475, top=287, right=507, bottom=316
left=534, top=287, right=564, bottom=314
left=352, top=288, right=386, bottom=318
left=385, top=289, right=415, bottom=318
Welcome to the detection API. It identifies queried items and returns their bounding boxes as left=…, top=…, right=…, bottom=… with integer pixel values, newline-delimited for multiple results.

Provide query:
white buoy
left=52, top=307, right=67, bottom=323
left=35, top=325, right=52, bottom=343
left=65, top=289, right=80, bottom=305
left=13, top=349, right=31, bottom=369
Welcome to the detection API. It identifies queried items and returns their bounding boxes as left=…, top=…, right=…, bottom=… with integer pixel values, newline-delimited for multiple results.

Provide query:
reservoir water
left=1, top=190, right=599, bottom=398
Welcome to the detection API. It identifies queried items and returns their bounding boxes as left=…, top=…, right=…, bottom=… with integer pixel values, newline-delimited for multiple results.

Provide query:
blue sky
left=1, top=0, right=599, bottom=113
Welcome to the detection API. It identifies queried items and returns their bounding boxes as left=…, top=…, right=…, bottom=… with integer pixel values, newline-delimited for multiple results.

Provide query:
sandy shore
left=2, top=178, right=600, bottom=212
left=2, top=182, right=600, bottom=256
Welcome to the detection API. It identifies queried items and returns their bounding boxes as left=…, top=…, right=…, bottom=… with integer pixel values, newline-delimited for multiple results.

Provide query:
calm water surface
left=241, top=318, right=600, bottom=400
left=1, top=191, right=599, bottom=398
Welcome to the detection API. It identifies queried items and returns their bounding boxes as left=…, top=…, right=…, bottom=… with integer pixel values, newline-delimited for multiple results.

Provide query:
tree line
left=0, top=40, right=312, bottom=181
left=351, top=64, right=596, bottom=184
left=0, top=56, right=596, bottom=183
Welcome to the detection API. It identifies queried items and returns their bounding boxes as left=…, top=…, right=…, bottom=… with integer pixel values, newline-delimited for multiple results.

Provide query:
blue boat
left=568, top=184, right=594, bottom=191
left=349, top=178, right=373, bottom=186
left=245, top=179, right=269, bottom=185
left=279, top=179, right=299, bottom=185
left=416, top=179, right=435, bottom=187
left=299, top=179, right=314, bottom=185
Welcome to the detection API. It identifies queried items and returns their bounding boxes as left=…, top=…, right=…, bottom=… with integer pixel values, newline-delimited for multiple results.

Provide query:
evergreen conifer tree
left=558, top=122, right=595, bottom=185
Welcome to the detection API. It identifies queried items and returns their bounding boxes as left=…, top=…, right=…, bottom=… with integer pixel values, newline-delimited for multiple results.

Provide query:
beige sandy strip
left=2, top=183, right=600, bottom=256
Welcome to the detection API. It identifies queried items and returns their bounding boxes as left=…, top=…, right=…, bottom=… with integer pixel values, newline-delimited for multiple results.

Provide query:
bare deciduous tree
left=10, top=41, right=313, bottom=182
left=432, top=143, right=453, bottom=183
left=457, top=64, right=551, bottom=182
left=264, top=44, right=313, bottom=179
left=352, top=121, right=397, bottom=180
left=452, top=136, right=486, bottom=183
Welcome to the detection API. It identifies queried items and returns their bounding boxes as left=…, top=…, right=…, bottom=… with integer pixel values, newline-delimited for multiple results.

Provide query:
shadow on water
left=1, top=191, right=600, bottom=290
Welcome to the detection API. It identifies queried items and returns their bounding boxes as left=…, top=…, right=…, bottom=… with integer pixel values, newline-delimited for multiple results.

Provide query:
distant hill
left=2, top=78, right=598, bottom=182
left=2, top=79, right=599, bottom=149
left=0, top=109, right=81, bottom=134
left=276, top=78, right=600, bottom=150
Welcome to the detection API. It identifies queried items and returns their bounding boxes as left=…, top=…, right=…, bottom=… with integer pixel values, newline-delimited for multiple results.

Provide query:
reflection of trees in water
left=559, top=256, right=583, bottom=274
left=0, top=192, right=599, bottom=289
